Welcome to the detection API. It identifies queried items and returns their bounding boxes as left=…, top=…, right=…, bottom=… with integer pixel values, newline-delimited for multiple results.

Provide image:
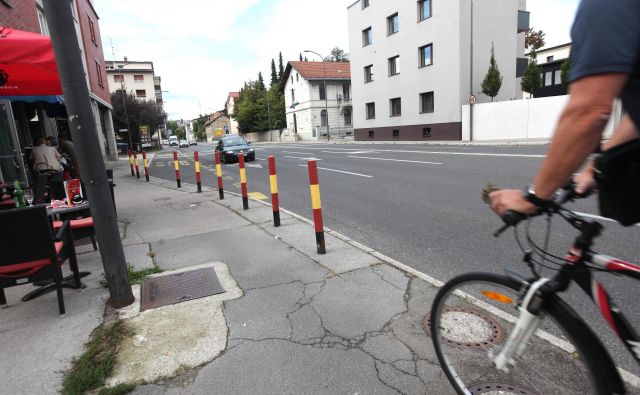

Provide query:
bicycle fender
left=551, top=295, right=626, bottom=394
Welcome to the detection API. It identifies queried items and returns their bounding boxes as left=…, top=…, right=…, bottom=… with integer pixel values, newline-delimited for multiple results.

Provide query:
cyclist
left=491, top=0, right=640, bottom=216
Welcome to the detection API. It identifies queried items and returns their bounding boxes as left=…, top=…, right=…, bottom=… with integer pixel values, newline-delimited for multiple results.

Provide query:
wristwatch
left=522, top=185, right=552, bottom=209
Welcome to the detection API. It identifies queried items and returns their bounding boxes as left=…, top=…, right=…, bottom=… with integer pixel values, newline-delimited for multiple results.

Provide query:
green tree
left=191, top=114, right=208, bottom=142
left=175, top=127, right=186, bottom=140
left=481, top=44, right=503, bottom=101
left=299, top=53, right=303, bottom=61
left=270, top=58, right=278, bottom=86
left=278, top=52, right=284, bottom=80
left=111, top=90, right=166, bottom=145
left=324, top=47, right=349, bottom=62
left=560, top=57, right=571, bottom=87
left=521, top=49, right=541, bottom=98
left=525, top=28, right=546, bottom=50
left=166, top=120, right=179, bottom=136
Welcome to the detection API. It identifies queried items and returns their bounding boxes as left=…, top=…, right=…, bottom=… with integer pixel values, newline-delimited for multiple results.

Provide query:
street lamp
left=304, top=50, right=330, bottom=141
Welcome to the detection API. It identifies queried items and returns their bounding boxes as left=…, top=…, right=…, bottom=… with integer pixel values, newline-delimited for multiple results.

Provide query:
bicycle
left=430, top=183, right=640, bottom=395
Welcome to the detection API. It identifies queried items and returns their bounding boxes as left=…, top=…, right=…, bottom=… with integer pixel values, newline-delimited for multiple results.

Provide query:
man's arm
left=490, top=73, right=629, bottom=216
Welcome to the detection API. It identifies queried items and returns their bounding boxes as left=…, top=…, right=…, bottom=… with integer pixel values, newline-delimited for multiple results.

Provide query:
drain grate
left=140, top=267, right=225, bottom=311
left=468, top=382, right=537, bottom=395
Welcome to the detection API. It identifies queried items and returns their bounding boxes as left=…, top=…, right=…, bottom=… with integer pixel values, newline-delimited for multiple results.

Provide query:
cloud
left=528, top=0, right=579, bottom=47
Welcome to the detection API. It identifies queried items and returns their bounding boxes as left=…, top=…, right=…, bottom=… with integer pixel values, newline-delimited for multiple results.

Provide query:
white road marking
left=284, top=155, right=322, bottom=161
left=275, top=146, right=544, bottom=158
left=282, top=151, right=314, bottom=155
left=255, top=158, right=267, bottom=161
left=298, top=164, right=372, bottom=178
left=349, top=156, right=443, bottom=165
left=246, top=163, right=263, bottom=168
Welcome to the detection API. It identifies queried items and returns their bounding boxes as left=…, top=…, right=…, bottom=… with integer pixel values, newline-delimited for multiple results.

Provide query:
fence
left=462, top=95, right=621, bottom=142
left=314, top=126, right=354, bottom=140
left=241, top=129, right=282, bottom=143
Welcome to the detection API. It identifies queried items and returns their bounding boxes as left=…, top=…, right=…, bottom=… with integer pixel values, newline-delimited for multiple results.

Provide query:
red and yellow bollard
left=133, top=151, right=140, bottom=179
left=128, top=150, right=134, bottom=176
left=268, top=156, right=280, bottom=227
left=215, top=151, right=224, bottom=200
left=239, top=153, right=248, bottom=210
left=142, top=151, right=150, bottom=182
left=173, top=150, right=181, bottom=188
left=308, top=160, right=326, bottom=254
left=194, top=151, right=202, bottom=192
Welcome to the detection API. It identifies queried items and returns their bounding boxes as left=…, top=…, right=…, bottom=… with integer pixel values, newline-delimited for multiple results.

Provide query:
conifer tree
left=270, top=58, right=278, bottom=87
left=278, top=52, right=285, bottom=80
left=481, top=44, right=503, bottom=101
left=521, top=49, right=541, bottom=98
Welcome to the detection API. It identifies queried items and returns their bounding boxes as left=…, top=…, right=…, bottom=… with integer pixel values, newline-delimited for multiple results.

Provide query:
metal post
left=120, top=80, right=133, bottom=150
left=469, top=0, right=474, bottom=142
left=43, top=0, right=134, bottom=308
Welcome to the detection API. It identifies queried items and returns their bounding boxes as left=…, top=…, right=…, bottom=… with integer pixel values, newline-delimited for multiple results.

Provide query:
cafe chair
left=0, top=206, right=81, bottom=315
left=32, top=173, right=50, bottom=205
left=51, top=216, right=97, bottom=251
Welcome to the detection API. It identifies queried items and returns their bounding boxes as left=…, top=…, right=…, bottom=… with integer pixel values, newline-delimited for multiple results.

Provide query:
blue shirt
left=571, top=0, right=640, bottom=125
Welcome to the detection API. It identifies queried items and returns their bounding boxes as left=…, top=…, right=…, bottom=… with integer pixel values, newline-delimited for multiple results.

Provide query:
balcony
left=337, top=93, right=352, bottom=113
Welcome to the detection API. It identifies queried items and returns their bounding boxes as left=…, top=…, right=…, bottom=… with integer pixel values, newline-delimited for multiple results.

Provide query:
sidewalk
left=0, top=158, right=452, bottom=394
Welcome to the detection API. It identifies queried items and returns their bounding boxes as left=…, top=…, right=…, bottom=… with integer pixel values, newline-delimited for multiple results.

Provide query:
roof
left=281, top=61, right=351, bottom=89
left=228, top=92, right=239, bottom=98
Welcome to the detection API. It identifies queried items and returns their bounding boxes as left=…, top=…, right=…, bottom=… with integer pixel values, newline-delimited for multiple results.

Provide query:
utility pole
left=43, top=0, right=134, bottom=308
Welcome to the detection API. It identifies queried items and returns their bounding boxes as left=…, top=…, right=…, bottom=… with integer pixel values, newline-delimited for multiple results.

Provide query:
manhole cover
left=468, top=382, right=537, bottom=395
left=140, top=267, right=225, bottom=311
left=423, top=308, right=504, bottom=349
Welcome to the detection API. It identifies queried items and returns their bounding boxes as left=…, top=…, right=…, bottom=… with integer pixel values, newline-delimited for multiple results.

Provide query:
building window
left=545, top=71, right=552, bottom=87
left=546, top=55, right=554, bottom=62
left=392, top=129, right=399, bottom=138
left=291, top=88, right=295, bottom=102
left=134, top=75, right=144, bottom=83
left=113, top=74, right=124, bottom=84
left=362, top=0, right=369, bottom=9
left=88, top=15, right=97, bottom=45
left=362, top=27, right=373, bottom=46
left=291, top=76, right=294, bottom=84
left=423, top=127, right=432, bottom=138
left=95, top=61, right=104, bottom=88
left=419, top=44, right=433, bottom=67
left=364, top=65, right=374, bottom=83
left=420, top=91, right=434, bottom=113
left=418, top=0, right=431, bottom=21
left=388, top=55, right=400, bottom=76
left=369, top=130, right=375, bottom=139
left=554, top=69, right=562, bottom=85
left=320, top=110, right=328, bottom=127
left=319, top=83, right=326, bottom=100
left=296, top=73, right=299, bottom=82
left=37, top=8, right=49, bottom=35
left=390, top=97, right=401, bottom=116
left=387, top=13, right=399, bottom=35
left=343, top=84, right=350, bottom=100
left=366, top=102, right=376, bottom=119
left=136, top=89, right=146, bottom=98
left=344, top=109, right=352, bottom=126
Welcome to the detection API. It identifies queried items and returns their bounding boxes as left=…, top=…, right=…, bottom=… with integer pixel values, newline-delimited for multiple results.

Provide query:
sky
left=95, top=0, right=580, bottom=121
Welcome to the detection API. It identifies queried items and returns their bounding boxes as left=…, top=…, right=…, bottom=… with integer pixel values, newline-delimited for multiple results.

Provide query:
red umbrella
left=0, top=26, right=62, bottom=96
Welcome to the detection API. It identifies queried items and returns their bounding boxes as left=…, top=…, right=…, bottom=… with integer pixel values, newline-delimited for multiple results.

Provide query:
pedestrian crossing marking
left=248, top=192, right=268, bottom=201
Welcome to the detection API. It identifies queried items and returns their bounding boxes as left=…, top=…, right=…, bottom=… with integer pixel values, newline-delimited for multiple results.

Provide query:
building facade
left=347, top=0, right=528, bottom=141
left=282, top=61, right=352, bottom=141
left=528, top=43, right=570, bottom=98
left=225, top=92, right=240, bottom=135
left=0, top=0, right=118, bottom=164
left=204, top=112, right=230, bottom=142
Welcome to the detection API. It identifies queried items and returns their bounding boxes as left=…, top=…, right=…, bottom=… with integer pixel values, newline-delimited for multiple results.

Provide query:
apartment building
left=282, top=61, right=352, bottom=140
left=528, top=43, right=571, bottom=98
left=347, top=0, right=528, bottom=141
left=105, top=59, right=163, bottom=104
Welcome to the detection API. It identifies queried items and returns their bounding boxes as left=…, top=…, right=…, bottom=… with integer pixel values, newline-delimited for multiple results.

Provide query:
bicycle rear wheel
left=430, top=272, right=605, bottom=395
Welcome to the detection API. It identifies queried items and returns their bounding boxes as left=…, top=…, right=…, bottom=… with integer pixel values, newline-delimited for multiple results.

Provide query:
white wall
left=464, top=95, right=619, bottom=141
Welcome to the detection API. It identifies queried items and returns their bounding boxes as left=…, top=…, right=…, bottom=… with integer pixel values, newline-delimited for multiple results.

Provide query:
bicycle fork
left=491, top=277, right=550, bottom=372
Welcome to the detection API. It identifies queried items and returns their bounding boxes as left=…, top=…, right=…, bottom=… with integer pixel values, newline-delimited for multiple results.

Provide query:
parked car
left=189, top=140, right=198, bottom=146
left=161, top=139, right=169, bottom=145
left=169, top=136, right=178, bottom=146
left=215, top=135, right=255, bottom=163
left=179, top=140, right=189, bottom=148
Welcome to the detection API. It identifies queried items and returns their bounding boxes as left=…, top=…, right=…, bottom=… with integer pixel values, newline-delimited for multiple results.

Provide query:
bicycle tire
left=430, top=272, right=608, bottom=395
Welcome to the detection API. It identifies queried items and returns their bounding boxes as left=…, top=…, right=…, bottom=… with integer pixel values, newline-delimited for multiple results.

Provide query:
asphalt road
left=149, top=142, right=640, bottom=376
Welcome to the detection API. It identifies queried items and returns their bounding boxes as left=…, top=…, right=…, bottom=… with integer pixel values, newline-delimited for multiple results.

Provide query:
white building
left=225, top=92, right=240, bottom=135
left=347, top=0, right=528, bottom=140
left=282, top=61, right=353, bottom=140
left=105, top=58, right=163, bottom=105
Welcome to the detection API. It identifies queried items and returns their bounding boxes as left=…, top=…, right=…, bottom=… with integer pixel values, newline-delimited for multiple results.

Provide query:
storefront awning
left=0, top=95, right=64, bottom=104
left=0, top=26, right=63, bottom=96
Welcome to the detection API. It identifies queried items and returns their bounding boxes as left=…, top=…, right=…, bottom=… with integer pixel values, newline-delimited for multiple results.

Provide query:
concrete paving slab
left=260, top=220, right=383, bottom=274
left=151, top=226, right=329, bottom=290
left=123, top=243, right=155, bottom=270
left=0, top=251, right=108, bottom=395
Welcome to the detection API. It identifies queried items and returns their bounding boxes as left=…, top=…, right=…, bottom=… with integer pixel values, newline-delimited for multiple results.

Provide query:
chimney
left=124, top=56, right=128, bottom=62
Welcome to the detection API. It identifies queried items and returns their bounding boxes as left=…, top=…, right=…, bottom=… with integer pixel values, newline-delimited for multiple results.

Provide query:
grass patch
left=62, top=321, right=132, bottom=395
left=100, top=264, right=163, bottom=288
left=98, top=383, right=137, bottom=395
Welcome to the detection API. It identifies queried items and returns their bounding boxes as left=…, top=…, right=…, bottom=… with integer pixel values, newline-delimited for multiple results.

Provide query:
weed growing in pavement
left=98, top=383, right=137, bottom=395
left=61, top=321, right=133, bottom=395
left=99, top=264, right=163, bottom=288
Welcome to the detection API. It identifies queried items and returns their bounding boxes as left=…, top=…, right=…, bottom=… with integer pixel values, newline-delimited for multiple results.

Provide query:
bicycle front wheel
left=430, top=272, right=604, bottom=395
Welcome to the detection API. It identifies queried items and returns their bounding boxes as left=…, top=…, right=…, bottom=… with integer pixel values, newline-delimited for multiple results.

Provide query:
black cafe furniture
left=0, top=206, right=81, bottom=315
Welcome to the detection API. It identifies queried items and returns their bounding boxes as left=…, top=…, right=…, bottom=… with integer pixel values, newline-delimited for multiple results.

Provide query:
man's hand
left=489, top=189, right=537, bottom=217
left=574, top=165, right=596, bottom=195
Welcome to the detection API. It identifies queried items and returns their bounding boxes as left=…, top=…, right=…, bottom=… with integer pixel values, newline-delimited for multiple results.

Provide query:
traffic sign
left=468, top=95, right=477, bottom=105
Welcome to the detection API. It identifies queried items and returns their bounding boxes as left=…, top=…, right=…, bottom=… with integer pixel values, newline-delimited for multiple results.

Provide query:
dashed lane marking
left=247, top=192, right=268, bottom=200
left=297, top=164, right=372, bottom=178
left=284, top=156, right=322, bottom=161
left=348, top=156, right=443, bottom=165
